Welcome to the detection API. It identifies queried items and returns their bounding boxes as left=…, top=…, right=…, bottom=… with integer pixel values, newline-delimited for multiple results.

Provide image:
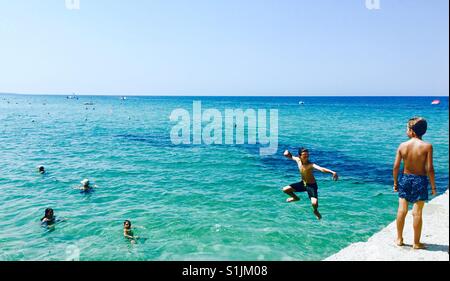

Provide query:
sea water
left=0, top=95, right=448, bottom=260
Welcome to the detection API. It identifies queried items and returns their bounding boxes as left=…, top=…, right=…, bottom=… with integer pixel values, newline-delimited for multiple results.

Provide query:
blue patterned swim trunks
left=398, top=174, right=429, bottom=203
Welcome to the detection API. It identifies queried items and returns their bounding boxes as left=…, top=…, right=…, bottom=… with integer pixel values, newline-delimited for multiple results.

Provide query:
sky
left=0, top=0, right=448, bottom=96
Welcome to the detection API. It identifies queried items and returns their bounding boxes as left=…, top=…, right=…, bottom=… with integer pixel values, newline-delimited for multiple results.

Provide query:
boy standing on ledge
left=393, top=117, right=437, bottom=249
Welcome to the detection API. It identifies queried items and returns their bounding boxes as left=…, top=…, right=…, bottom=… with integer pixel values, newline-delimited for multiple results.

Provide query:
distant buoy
left=431, top=99, right=440, bottom=105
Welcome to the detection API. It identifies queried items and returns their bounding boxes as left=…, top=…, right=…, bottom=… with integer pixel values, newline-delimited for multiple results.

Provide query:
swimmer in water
left=123, top=220, right=140, bottom=243
left=282, top=148, right=339, bottom=220
left=40, top=208, right=65, bottom=226
left=41, top=208, right=55, bottom=225
left=74, top=179, right=97, bottom=192
left=37, top=165, right=45, bottom=174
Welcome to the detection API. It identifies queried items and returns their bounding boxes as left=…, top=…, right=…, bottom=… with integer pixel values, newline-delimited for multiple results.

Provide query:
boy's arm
left=393, top=146, right=402, bottom=192
left=313, top=164, right=338, bottom=181
left=283, top=150, right=301, bottom=162
left=426, top=144, right=437, bottom=195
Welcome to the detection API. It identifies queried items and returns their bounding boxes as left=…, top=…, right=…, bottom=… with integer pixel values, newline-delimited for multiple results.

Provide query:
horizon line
left=1, top=92, right=449, bottom=98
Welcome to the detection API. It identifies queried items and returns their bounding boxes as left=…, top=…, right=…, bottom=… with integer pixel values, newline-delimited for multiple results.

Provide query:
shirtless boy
left=393, top=117, right=437, bottom=249
left=282, top=148, right=338, bottom=220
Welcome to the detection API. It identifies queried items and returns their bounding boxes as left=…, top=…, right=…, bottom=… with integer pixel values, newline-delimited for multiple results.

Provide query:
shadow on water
left=114, top=133, right=448, bottom=192
left=258, top=145, right=396, bottom=185
left=242, top=142, right=448, bottom=192
left=115, top=133, right=178, bottom=148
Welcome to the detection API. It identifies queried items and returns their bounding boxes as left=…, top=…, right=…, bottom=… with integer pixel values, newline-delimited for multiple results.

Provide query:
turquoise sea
left=0, top=94, right=448, bottom=261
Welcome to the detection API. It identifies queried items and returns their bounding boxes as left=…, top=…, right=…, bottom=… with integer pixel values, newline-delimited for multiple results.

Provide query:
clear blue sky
left=0, top=0, right=448, bottom=96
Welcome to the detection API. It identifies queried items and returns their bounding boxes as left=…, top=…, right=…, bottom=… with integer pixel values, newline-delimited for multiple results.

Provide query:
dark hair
left=298, top=147, right=309, bottom=155
left=41, top=208, right=54, bottom=221
left=124, top=220, right=131, bottom=227
left=298, top=147, right=312, bottom=164
left=408, top=117, right=427, bottom=137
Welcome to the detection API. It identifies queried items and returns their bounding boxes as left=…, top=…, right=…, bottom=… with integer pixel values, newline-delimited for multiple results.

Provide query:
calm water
left=0, top=94, right=448, bottom=261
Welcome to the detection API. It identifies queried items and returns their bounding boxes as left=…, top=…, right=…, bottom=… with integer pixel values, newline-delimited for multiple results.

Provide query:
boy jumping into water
left=393, top=117, right=436, bottom=249
left=282, top=148, right=338, bottom=220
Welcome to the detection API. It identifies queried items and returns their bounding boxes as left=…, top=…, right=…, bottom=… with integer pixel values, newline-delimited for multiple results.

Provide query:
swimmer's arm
left=393, top=146, right=402, bottom=192
left=426, top=144, right=436, bottom=195
left=313, top=164, right=338, bottom=180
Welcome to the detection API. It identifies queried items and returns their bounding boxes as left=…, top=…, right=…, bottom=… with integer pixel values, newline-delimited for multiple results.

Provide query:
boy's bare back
left=398, top=139, right=433, bottom=176
left=394, top=117, right=437, bottom=249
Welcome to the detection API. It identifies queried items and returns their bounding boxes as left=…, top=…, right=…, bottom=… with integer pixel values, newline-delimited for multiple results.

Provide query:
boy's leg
left=412, top=200, right=426, bottom=249
left=396, top=198, right=408, bottom=246
left=310, top=197, right=321, bottom=220
left=282, top=186, right=300, bottom=202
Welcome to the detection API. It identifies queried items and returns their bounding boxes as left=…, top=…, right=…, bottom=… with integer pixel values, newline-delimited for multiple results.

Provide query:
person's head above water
left=81, top=179, right=90, bottom=188
left=407, top=117, right=427, bottom=139
left=298, top=147, right=310, bottom=164
left=41, top=208, right=54, bottom=221
left=37, top=165, right=45, bottom=174
left=124, top=220, right=131, bottom=229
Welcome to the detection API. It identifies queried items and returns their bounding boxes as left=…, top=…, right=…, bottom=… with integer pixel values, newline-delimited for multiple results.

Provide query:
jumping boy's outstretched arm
left=426, top=144, right=437, bottom=196
left=393, top=145, right=402, bottom=192
left=283, top=150, right=300, bottom=162
left=313, top=164, right=338, bottom=180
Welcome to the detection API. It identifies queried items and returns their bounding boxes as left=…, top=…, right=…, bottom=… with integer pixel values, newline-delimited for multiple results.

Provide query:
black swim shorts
left=289, top=181, right=318, bottom=199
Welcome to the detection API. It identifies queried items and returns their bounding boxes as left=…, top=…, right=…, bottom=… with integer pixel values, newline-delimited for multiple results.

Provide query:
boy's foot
left=395, top=238, right=404, bottom=247
left=313, top=210, right=322, bottom=220
left=286, top=197, right=299, bottom=203
left=413, top=243, right=427, bottom=250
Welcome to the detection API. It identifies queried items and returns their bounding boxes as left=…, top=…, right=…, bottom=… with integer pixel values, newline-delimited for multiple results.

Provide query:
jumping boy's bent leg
left=396, top=198, right=408, bottom=246
left=412, top=200, right=426, bottom=249
left=282, top=186, right=300, bottom=202
left=310, top=197, right=321, bottom=220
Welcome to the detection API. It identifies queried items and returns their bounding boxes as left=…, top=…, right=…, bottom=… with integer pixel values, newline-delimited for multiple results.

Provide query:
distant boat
left=67, top=93, right=79, bottom=100
left=431, top=99, right=440, bottom=105
left=120, top=96, right=127, bottom=100
left=299, top=101, right=305, bottom=105
left=83, top=102, right=94, bottom=105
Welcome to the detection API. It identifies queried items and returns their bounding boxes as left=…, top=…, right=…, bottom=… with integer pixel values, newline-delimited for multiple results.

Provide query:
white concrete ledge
left=325, top=190, right=449, bottom=261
